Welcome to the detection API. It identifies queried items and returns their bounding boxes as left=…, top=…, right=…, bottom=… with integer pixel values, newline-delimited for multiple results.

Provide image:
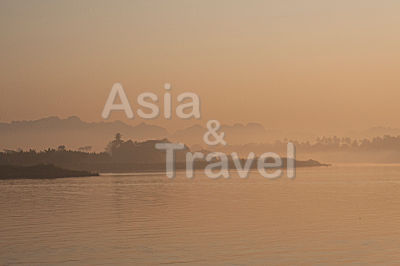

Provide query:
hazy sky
left=1, top=0, right=400, bottom=132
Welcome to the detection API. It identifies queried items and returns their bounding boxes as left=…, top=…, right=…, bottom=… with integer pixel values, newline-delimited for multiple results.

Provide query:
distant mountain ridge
left=171, top=122, right=268, bottom=145
left=0, top=116, right=271, bottom=152
left=0, top=116, right=168, bottom=152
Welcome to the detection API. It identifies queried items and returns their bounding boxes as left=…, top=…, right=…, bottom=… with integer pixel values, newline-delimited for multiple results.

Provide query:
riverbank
left=0, top=164, right=99, bottom=179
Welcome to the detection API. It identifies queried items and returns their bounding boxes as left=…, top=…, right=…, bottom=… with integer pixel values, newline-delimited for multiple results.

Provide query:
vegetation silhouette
left=0, top=133, right=327, bottom=174
left=0, top=164, right=98, bottom=179
left=219, top=135, right=400, bottom=155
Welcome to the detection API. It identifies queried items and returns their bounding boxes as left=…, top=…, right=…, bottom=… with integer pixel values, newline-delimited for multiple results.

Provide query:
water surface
left=1, top=165, right=400, bottom=265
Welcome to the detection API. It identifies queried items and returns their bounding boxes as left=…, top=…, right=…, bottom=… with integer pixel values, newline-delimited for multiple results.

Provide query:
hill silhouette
left=0, top=116, right=275, bottom=152
left=0, top=134, right=327, bottom=173
left=0, top=116, right=168, bottom=152
left=170, top=122, right=268, bottom=145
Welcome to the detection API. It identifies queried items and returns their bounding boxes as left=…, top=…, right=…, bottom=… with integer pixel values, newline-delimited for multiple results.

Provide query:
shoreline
left=0, top=164, right=98, bottom=180
left=0, top=159, right=329, bottom=180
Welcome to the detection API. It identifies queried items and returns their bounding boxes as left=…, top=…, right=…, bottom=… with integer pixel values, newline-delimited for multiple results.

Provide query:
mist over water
left=1, top=165, right=400, bottom=265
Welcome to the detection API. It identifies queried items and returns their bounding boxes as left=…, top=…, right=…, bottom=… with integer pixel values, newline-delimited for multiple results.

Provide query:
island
left=0, top=135, right=329, bottom=178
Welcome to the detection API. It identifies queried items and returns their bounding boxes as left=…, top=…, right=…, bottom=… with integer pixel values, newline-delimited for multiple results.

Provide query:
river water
left=1, top=165, right=400, bottom=265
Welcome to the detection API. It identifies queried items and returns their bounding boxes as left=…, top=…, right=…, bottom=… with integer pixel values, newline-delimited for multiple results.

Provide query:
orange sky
left=1, top=0, right=400, bottom=132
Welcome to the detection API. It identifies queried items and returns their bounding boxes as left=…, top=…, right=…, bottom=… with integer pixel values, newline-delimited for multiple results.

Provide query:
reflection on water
left=1, top=165, right=400, bottom=265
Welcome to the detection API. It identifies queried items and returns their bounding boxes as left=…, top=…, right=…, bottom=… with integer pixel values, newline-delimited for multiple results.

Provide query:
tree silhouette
left=105, top=133, right=124, bottom=155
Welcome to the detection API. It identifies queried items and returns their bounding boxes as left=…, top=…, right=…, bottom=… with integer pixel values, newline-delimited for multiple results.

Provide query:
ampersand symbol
left=203, top=120, right=226, bottom=146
